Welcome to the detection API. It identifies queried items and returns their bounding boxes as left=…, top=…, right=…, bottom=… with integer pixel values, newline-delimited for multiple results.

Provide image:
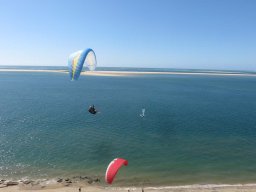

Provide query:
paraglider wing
left=68, top=48, right=97, bottom=80
left=105, top=158, right=128, bottom=184
left=85, top=50, right=97, bottom=71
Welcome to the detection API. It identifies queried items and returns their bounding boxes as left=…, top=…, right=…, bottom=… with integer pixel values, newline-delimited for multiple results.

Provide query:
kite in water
left=68, top=48, right=97, bottom=80
left=105, top=158, right=128, bottom=184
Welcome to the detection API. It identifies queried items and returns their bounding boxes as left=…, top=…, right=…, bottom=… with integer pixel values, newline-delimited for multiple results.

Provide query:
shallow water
left=0, top=70, right=256, bottom=185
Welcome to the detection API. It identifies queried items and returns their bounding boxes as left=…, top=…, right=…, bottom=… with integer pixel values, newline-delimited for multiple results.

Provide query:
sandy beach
left=0, top=68, right=256, bottom=77
left=82, top=70, right=256, bottom=77
left=2, top=184, right=256, bottom=192
left=1, top=177, right=256, bottom=192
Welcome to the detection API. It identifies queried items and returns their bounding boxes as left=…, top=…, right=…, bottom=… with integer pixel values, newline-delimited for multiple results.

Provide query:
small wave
left=111, top=183, right=256, bottom=190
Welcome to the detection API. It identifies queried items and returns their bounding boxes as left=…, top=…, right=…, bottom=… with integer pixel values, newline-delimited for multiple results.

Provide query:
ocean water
left=0, top=69, right=256, bottom=186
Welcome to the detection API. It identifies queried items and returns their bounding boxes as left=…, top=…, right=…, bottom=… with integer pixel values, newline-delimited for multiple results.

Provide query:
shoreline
left=2, top=183, right=256, bottom=192
left=0, top=69, right=256, bottom=77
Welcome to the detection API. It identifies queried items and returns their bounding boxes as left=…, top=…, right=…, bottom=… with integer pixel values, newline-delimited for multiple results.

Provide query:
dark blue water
left=0, top=70, right=256, bottom=186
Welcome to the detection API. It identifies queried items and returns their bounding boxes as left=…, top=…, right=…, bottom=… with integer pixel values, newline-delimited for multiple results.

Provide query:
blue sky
left=0, top=0, right=255, bottom=70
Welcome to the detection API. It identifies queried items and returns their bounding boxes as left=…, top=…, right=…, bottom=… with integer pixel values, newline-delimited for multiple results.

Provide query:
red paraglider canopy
left=105, top=158, right=128, bottom=184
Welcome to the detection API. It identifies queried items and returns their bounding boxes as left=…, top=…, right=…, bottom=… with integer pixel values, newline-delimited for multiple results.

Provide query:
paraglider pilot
left=88, top=105, right=97, bottom=114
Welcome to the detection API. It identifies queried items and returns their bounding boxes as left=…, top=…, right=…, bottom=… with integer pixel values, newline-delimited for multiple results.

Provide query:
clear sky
left=0, top=0, right=255, bottom=70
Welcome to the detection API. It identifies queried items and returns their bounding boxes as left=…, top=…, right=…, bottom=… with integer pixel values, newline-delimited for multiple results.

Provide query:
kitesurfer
left=88, top=105, right=97, bottom=114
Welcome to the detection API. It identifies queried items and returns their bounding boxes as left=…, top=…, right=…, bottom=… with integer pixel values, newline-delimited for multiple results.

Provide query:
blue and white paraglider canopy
left=68, top=48, right=97, bottom=80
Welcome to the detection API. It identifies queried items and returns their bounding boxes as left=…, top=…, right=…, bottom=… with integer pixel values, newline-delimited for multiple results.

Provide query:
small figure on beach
left=142, top=188, right=144, bottom=192
left=79, top=187, right=81, bottom=192
left=88, top=105, right=97, bottom=115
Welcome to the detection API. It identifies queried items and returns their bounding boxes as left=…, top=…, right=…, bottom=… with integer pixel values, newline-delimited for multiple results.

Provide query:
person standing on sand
left=79, top=187, right=81, bottom=192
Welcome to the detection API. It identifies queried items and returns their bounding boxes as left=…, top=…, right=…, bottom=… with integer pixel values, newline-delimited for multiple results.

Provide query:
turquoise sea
left=0, top=67, right=256, bottom=186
